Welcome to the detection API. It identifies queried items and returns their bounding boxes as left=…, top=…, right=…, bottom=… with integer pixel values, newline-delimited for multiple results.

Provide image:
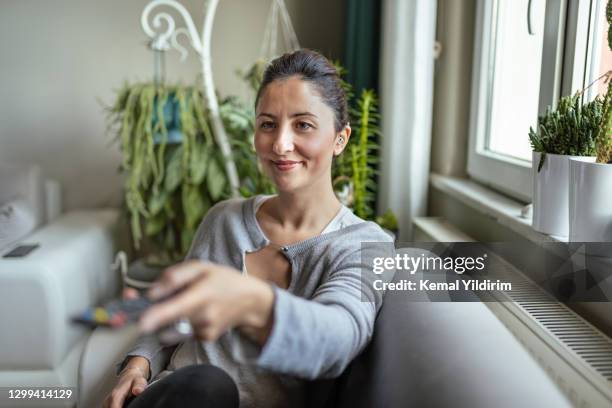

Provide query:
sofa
left=90, top=271, right=572, bottom=407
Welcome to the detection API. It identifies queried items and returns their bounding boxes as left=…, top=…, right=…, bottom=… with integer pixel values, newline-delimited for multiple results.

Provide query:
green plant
left=346, top=89, right=380, bottom=220
left=332, top=63, right=381, bottom=221
left=219, top=95, right=276, bottom=197
left=596, top=0, right=612, bottom=164
left=376, top=209, right=398, bottom=232
left=528, top=94, right=603, bottom=171
left=238, top=58, right=268, bottom=94
left=107, top=83, right=231, bottom=264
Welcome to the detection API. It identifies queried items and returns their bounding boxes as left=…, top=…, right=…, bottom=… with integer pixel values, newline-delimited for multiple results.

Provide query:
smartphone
left=2, top=244, right=40, bottom=258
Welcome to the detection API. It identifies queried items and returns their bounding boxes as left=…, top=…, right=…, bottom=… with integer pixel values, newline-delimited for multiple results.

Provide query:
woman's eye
left=296, top=121, right=313, bottom=130
left=260, top=121, right=276, bottom=130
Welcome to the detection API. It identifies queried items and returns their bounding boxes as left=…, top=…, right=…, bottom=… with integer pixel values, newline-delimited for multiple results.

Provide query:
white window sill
left=429, top=173, right=565, bottom=243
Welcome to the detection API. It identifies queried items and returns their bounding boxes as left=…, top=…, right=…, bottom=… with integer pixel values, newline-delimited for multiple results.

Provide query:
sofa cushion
left=0, top=163, right=45, bottom=251
left=0, top=198, right=37, bottom=251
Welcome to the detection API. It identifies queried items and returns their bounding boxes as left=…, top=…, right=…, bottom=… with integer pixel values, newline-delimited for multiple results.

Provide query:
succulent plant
left=528, top=94, right=603, bottom=171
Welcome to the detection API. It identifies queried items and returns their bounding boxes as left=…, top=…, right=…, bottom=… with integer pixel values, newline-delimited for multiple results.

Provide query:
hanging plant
left=107, top=83, right=230, bottom=265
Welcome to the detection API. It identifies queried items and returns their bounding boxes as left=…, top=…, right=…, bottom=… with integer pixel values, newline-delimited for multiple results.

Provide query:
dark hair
left=255, top=49, right=349, bottom=132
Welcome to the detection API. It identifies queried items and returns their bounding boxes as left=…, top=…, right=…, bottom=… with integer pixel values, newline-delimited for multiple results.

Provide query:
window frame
left=467, top=0, right=601, bottom=203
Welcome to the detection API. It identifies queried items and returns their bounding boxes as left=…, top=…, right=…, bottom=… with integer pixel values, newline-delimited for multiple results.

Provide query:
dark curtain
left=343, top=0, right=382, bottom=95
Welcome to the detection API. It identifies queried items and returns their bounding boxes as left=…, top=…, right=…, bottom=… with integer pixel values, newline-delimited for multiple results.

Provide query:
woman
left=104, top=49, right=393, bottom=408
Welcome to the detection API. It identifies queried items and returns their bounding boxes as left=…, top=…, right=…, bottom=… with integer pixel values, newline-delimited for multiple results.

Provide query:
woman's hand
left=102, top=358, right=149, bottom=408
left=139, top=260, right=275, bottom=344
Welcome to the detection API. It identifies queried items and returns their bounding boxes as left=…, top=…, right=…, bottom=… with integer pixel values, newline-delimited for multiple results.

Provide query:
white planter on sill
left=569, top=158, right=612, bottom=243
left=532, top=152, right=596, bottom=237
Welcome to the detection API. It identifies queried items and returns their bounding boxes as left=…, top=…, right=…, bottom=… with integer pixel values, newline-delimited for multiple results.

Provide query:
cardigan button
left=281, top=246, right=288, bottom=252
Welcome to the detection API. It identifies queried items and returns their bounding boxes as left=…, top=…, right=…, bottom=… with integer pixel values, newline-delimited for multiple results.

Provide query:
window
left=468, top=0, right=607, bottom=202
left=488, top=0, right=547, bottom=162
left=590, top=0, right=612, bottom=99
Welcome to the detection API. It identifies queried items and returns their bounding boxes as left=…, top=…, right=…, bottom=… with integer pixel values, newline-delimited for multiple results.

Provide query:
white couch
left=0, top=209, right=139, bottom=407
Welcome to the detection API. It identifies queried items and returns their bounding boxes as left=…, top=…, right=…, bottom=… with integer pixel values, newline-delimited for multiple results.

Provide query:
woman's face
left=254, top=76, right=349, bottom=193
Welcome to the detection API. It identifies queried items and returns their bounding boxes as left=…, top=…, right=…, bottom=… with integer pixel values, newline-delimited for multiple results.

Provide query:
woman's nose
left=272, top=125, right=295, bottom=155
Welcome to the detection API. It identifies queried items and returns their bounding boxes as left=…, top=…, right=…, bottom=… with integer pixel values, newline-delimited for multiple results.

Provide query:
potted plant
left=568, top=0, right=612, bottom=243
left=107, top=83, right=232, bottom=271
left=528, top=94, right=602, bottom=236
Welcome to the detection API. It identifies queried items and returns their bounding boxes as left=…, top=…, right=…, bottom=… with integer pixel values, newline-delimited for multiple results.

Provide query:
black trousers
left=125, top=364, right=239, bottom=408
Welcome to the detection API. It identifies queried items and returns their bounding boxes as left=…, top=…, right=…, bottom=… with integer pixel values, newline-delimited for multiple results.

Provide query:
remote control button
left=110, top=312, right=128, bottom=327
left=94, top=307, right=109, bottom=323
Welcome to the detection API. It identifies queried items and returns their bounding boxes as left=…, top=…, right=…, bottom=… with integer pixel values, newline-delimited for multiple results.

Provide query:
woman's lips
left=272, top=160, right=302, bottom=171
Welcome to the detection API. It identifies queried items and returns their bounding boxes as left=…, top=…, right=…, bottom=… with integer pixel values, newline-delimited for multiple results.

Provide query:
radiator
left=412, top=217, right=612, bottom=407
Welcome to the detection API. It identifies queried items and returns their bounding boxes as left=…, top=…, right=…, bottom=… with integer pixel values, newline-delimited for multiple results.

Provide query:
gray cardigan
left=121, top=196, right=394, bottom=407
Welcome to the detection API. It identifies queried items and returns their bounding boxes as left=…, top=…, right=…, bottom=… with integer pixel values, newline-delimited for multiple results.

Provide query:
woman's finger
left=131, top=376, right=148, bottom=395
left=109, top=380, right=131, bottom=408
left=148, top=260, right=213, bottom=300
left=140, top=281, right=212, bottom=332
left=193, top=323, right=227, bottom=342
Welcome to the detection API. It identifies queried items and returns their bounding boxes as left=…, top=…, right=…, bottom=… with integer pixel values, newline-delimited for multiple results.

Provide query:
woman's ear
left=333, top=125, right=351, bottom=156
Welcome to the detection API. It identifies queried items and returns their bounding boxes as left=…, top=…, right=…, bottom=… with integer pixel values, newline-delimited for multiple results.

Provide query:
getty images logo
left=372, top=253, right=488, bottom=275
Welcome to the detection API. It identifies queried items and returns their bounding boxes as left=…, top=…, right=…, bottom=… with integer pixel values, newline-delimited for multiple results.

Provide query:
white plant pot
left=532, top=152, right=595, bottom=237
left=569, top=159, right=612, bottom=243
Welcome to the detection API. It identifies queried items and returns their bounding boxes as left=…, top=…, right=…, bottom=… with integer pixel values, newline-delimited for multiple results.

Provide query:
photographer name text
left=373, top=279, right=512, bottom=292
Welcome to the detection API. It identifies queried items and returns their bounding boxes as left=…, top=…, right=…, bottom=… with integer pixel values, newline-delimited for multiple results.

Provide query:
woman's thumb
left=131, top=377, right=148, bottom=395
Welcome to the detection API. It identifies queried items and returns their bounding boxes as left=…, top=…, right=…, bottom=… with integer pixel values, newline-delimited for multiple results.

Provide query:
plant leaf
left=148, top=190, right=168, bottom=216
left=145, top=214, right=165, bottom=237
left=182, top=185, right=207, bottom=229
left=165, top=146, right=184, bottom=192
left=190, top=144, right=209, bottom=184
left=206, top=158, right=226, bottom=201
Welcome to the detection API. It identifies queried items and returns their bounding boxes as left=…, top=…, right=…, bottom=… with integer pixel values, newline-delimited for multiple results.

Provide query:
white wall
left=0, top=0, right=343, bottom=210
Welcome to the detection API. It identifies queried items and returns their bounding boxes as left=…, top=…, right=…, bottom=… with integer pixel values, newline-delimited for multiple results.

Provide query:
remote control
left=72, top=297, right=155, bottom=328
left=72, top=294, right=194, bottom=345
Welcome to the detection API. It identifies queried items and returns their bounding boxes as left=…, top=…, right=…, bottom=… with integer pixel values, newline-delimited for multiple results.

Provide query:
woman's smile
left=272, top=160, right=304, bottom=172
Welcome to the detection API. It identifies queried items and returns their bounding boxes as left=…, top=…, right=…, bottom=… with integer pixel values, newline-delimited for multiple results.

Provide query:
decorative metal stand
left=141, top=0, right=240, bottom=196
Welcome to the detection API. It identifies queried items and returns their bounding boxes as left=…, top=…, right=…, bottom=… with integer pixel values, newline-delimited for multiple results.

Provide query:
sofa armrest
left=78, top=326, right=141, bottom=407
left=0, top=209, right=120, bottom=370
